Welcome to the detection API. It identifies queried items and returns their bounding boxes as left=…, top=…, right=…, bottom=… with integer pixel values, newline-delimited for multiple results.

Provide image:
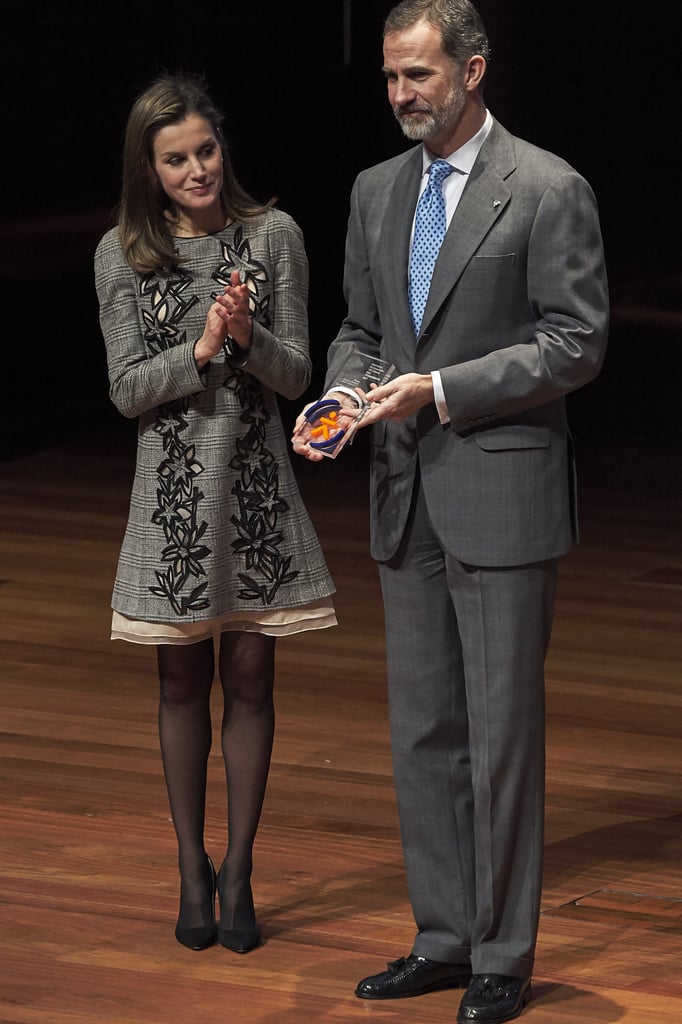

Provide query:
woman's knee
left=218, top=633, right=275, bottom=705
left=157, top=640, right=214, bottom=705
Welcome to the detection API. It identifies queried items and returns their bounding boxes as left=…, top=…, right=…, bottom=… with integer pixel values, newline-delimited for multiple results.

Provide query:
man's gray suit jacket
left=325, top=118, right=610, bottom=567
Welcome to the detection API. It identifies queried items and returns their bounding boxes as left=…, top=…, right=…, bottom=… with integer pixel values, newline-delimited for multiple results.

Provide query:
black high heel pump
left=175, top=854, right=218, bottom=951
left=217, top=863, right=261, bottom=953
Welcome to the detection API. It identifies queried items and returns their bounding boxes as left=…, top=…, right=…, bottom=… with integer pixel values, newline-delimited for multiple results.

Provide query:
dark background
left=1, top=0, right=679, bottom=482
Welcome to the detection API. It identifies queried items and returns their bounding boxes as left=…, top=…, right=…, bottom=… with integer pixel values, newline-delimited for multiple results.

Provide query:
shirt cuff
left=323, top=385, right=366, bottom=408
left=432, top=370, right=451, bottom=424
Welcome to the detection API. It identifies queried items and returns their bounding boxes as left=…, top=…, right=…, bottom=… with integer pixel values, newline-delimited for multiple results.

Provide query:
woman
left=94, top=72, right=336, bottom=953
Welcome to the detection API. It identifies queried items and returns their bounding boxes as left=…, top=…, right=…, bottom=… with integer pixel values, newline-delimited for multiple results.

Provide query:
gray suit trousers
left=378, top=480, right=558, bottom=978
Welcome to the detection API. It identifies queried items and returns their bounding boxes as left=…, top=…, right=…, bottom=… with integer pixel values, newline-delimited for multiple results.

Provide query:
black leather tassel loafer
left=355, top=954, right=471, bottom=999
left=457, top=974, right=531, bottom=1023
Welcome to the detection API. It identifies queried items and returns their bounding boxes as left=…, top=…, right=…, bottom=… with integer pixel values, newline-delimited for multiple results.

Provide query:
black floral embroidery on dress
left=214, top=227, right=299, bottom=603
left=148, top=397, right=210, bottom=616
left=225, top=373, right=299, bottom=603
left=141, top=231, right=299, bottom=616
left=140, top=272, right=199, bottom=353
left=213, top=225, right=271, bottom=327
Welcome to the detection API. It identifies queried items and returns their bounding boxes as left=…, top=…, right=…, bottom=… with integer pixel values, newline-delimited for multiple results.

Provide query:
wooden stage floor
left=1, top=425, right=680, bottom=1024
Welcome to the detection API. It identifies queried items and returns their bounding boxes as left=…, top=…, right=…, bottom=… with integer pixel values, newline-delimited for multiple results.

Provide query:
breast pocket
left=468, top=253, right=517, bottom=270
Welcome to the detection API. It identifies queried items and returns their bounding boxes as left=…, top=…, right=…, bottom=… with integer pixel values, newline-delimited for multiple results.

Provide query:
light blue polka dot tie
left=408, top=159, right=453, bottom=336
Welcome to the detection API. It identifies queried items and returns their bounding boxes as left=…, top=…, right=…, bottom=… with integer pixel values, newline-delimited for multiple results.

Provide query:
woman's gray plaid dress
left=95, top=209, right=335, bottom=627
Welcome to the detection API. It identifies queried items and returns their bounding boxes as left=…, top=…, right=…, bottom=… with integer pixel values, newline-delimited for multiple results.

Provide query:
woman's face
left=152, top=114, right=224, bottom=224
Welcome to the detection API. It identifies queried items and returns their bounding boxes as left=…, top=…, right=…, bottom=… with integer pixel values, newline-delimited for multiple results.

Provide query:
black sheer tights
left=217, top=631, right=275, bottom=928
left=157, top=631, right=275, bottom=931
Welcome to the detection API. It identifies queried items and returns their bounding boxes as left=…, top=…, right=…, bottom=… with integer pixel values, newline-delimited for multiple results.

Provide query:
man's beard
left=394, top=83, right=465, bottom=141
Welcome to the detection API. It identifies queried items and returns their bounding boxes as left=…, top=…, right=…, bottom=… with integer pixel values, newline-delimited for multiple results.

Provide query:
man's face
left=383, top=19, right=467, bottom=143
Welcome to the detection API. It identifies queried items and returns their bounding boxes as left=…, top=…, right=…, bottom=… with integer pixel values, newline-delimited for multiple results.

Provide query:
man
left=293, top=1, right=608, bottom=1021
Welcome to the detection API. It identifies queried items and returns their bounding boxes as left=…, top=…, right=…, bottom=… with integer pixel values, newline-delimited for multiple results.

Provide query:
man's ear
left=465, top=54, right=487, bottom=90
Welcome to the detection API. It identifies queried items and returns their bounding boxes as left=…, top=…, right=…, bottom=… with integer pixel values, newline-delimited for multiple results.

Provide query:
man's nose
left=392, top=80, right=416, bottom=106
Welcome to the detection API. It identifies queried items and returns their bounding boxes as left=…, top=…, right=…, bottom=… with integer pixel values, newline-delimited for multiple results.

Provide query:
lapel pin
left=492, top=199, right=501, bottom=209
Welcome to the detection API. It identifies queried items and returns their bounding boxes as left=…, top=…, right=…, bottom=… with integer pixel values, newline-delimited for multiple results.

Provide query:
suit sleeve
left=323, top=174, right=384, bottom=390
left=439, top=170, right=609, bottom=431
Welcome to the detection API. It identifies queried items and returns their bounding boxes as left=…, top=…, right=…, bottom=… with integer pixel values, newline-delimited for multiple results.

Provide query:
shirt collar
left=421, top=108, right=493, bottom=176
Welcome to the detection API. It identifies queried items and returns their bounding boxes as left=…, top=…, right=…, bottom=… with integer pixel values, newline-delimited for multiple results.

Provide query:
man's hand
left=359, top=372, right=434, bottom=425
left=291, top=397, right=363, bottom=461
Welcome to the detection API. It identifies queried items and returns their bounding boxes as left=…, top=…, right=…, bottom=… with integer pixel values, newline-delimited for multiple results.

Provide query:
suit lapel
left=381, top=149, right=422, bottom=352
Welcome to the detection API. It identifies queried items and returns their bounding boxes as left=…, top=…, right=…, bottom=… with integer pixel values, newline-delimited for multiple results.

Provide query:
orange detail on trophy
left=310, top=411, right=340, bottom=440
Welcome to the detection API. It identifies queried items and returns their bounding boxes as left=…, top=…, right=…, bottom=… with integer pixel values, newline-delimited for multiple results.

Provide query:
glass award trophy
left=296, top=349, right=396, bottom=459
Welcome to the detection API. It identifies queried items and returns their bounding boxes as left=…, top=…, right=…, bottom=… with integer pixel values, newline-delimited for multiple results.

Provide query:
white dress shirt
left=416, top=109, right=493, bottom=423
